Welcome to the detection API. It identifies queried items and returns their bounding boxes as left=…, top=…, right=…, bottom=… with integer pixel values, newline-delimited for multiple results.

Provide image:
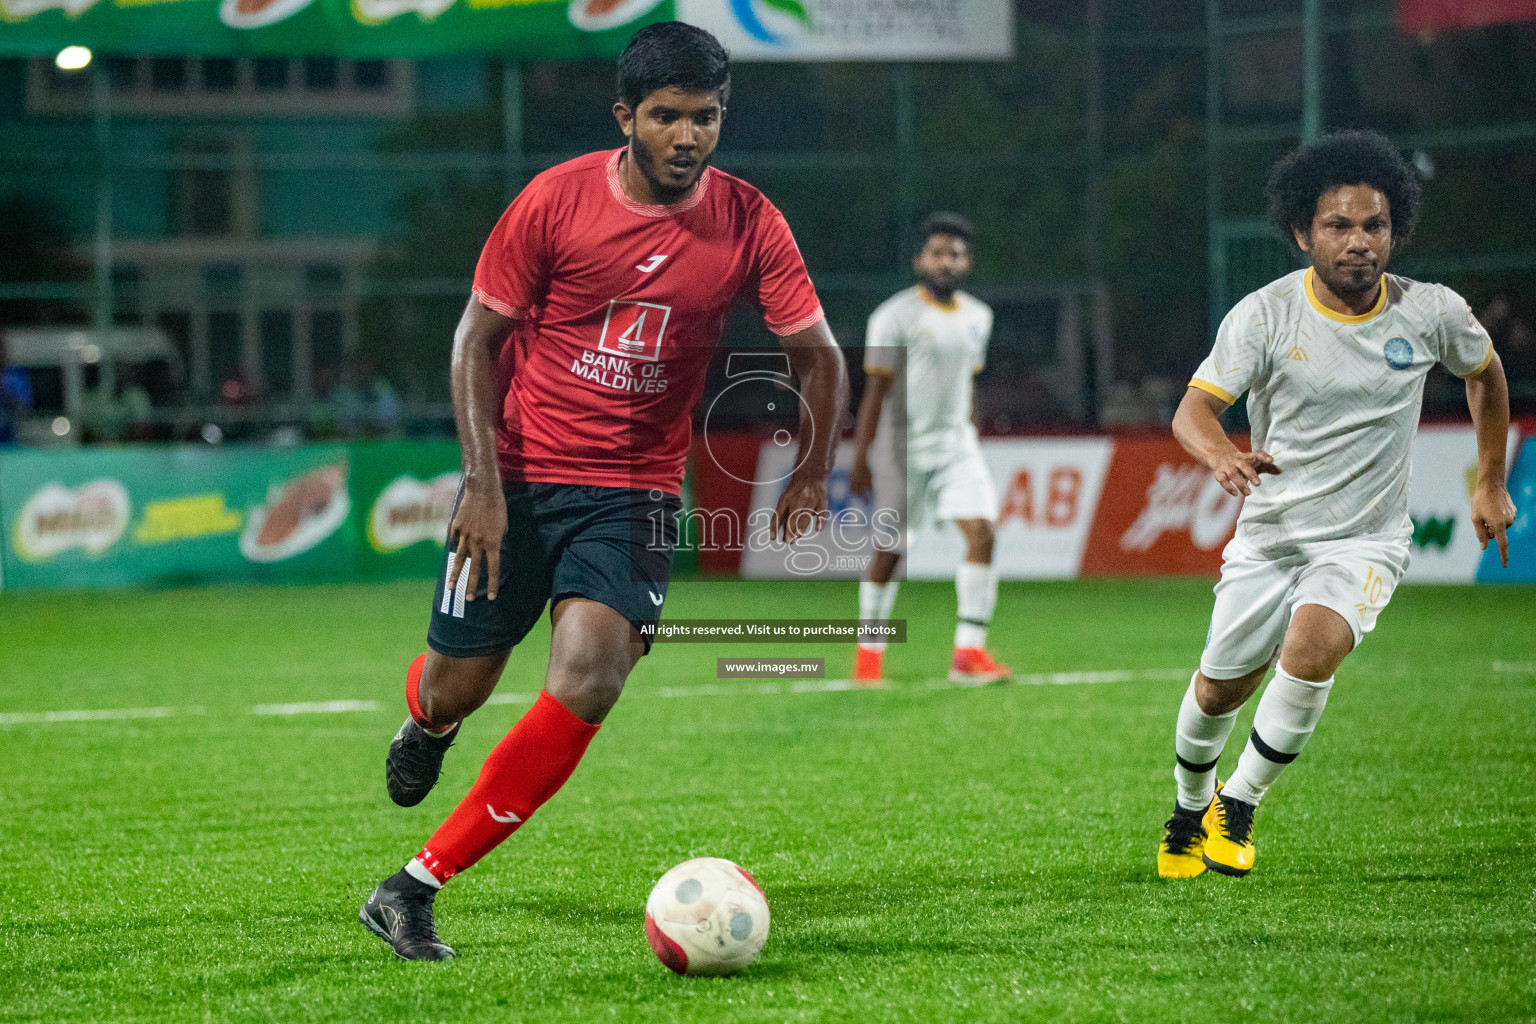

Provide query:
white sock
left=1173, top=673, right=1240, bottom=811
left=1223, top=665, right=1333, bottom=807
left=404, top=859, right=443, bottom=889
left=954, top=562, right=997, bottom=649
left=858, top=580, right=899, bottom=651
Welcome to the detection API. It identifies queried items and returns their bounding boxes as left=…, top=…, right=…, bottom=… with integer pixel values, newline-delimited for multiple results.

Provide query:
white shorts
left=872, top=444, right=999, bottom=549
left=1200, top=534, right=1411, bottom=680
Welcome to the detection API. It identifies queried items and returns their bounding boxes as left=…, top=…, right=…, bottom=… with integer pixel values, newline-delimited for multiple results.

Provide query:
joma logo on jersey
left=598, top=300, right=671, bottom=362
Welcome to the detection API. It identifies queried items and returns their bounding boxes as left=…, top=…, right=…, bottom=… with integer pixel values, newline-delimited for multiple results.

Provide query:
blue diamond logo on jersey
left=1384, top=337, right=1414, bottom=370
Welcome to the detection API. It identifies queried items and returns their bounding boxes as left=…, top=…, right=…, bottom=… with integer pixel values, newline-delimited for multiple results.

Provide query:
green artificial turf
left=1, top=577, right=1533, bottom=1023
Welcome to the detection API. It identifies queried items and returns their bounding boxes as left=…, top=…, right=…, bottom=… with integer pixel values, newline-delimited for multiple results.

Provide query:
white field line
left=792, top=679, right=856, bottom=693
left=0, top=706, right=179, bottom=727
left=251, top=700, right=379, bottom=716
left=662, top=671, right=1187, bottom=698
left=927, top=668, right=1190, bottom=690
left=659, top=679, right=855, bottom=698
left=1492, top=661, right=1536, bottom=675
left=2, top=667, right=1193, bottom=726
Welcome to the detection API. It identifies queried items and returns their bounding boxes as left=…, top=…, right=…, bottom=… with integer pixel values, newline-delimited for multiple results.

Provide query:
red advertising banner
left=686, top=431, right=761, bottom=575
left=1080, top=437, right=1246, bottom=577
left=1399, top=0, right=1536, bottom=32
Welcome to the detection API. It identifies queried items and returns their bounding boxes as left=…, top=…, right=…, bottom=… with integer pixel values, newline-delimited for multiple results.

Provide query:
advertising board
left=1079, top=437, right=1244, bottom=578
left=0, top=441, right=467, bottom=591
left=1404, top=426, right=1520, bottom=583
left=737, top=437, right=1111, bottom=580
left=0, top=444, right=354, bottom=590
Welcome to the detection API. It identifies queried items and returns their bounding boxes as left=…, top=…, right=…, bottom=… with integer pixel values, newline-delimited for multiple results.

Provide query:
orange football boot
left=852, top=646, right=887, bottom=688
left=949, top=647, right=1011, bottom=684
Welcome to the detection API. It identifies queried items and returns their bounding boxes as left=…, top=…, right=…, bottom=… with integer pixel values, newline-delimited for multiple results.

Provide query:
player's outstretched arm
left=449, top=296, right=517, bottom=601
left=774, top=319, right=849, bottom=544
left=1463, top=351, right=1517, bottom=567
left=1172, top=386, right=1280, bottom=498
left=848, top=371, right=892, bottom=501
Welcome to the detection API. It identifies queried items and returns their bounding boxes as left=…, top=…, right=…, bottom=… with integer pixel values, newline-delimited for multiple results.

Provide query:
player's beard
left=1315, top=251, right=1385, bottom=301
left=630, top=135, right=710, bottom=205
left=920, top=271, right=960, bottom=302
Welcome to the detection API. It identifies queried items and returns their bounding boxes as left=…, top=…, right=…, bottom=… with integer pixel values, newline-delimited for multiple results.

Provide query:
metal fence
left=2, top=0, right=1534, bottom=447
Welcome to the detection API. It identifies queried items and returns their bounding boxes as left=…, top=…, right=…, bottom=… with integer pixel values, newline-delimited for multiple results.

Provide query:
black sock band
left=1176, top=752, right=1221, bottom=774
left=1249, top=727, right=1299, bottom=765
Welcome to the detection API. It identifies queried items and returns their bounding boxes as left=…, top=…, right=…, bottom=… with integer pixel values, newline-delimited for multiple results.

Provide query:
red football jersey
left=472, top=148, right=824, bottom=494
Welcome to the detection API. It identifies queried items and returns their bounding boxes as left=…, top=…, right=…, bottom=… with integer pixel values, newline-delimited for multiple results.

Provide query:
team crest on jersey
left=1383, top=336, right=1414, bottom=370
left=598, top=300, right=671, bottom=362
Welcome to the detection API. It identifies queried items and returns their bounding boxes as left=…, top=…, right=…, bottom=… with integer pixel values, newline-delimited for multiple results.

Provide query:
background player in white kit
left=1156, top=131, right=1517, bottom=879
left=848, top=213, right=1011, bottom=687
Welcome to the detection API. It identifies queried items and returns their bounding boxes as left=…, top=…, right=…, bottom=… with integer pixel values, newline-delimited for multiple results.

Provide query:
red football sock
left=405, top=652, right=456, bottom=733
left=413, top=690, right=600, bottom=884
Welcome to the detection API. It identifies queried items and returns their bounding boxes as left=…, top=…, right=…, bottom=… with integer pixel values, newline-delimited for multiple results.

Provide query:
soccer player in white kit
left=1156, top=131, right=1517, bottom=879
left=849, top=213, right=1011, bottom=686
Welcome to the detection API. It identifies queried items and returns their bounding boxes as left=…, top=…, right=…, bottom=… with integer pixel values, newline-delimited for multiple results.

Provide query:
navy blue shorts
left=426, top=481, right=680, bottom=659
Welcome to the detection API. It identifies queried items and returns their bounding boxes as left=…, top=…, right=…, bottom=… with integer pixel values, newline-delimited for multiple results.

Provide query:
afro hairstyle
left=1265, top=129, right=1422, bottom=255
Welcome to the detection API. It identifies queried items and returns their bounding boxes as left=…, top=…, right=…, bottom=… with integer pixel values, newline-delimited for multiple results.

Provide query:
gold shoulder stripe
left=1189, top=378, right=1237, bottom=404
left=1458, top=344, right=1495, bottom=379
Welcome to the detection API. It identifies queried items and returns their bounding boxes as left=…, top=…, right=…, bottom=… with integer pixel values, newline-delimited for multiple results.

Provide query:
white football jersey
left=1192, top=267, right=1493, bottom=552
left=865, top=285, right=993, bottom=470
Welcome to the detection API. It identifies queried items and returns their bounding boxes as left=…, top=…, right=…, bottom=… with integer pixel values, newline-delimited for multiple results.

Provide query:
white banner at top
left=677, top=0, right=1013, bottom=61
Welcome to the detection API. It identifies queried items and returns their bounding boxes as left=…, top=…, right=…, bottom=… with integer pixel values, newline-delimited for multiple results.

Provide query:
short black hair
left=918, top=212, right=974, bottom=250
left=1265, top=129, right=1422, bottom=254
left=617, top=21, right=730, bottom=110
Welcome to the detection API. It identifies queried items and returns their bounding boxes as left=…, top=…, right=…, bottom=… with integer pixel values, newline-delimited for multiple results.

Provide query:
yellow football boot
left=1157, top=804, right=1209, bottom=878
left=1157, top=780, right=1223, bottom=878
left=1201, top=792, right=1256, bottom=876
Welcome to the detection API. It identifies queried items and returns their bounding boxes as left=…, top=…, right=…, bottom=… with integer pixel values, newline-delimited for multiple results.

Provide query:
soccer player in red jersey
left=360, top=22, right=848, bottom=960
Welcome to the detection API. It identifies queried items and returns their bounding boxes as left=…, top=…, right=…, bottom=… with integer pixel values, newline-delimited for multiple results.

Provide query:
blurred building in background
left=1, top=0, right=1534, bottom=447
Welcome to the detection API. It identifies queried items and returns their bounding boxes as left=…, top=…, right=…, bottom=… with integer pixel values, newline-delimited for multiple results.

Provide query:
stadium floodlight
left=55, top=46, right=92, bottom=71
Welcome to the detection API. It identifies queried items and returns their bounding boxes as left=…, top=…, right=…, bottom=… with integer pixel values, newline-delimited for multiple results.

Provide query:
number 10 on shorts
left=1356, top=565, right=1385, bottom=617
